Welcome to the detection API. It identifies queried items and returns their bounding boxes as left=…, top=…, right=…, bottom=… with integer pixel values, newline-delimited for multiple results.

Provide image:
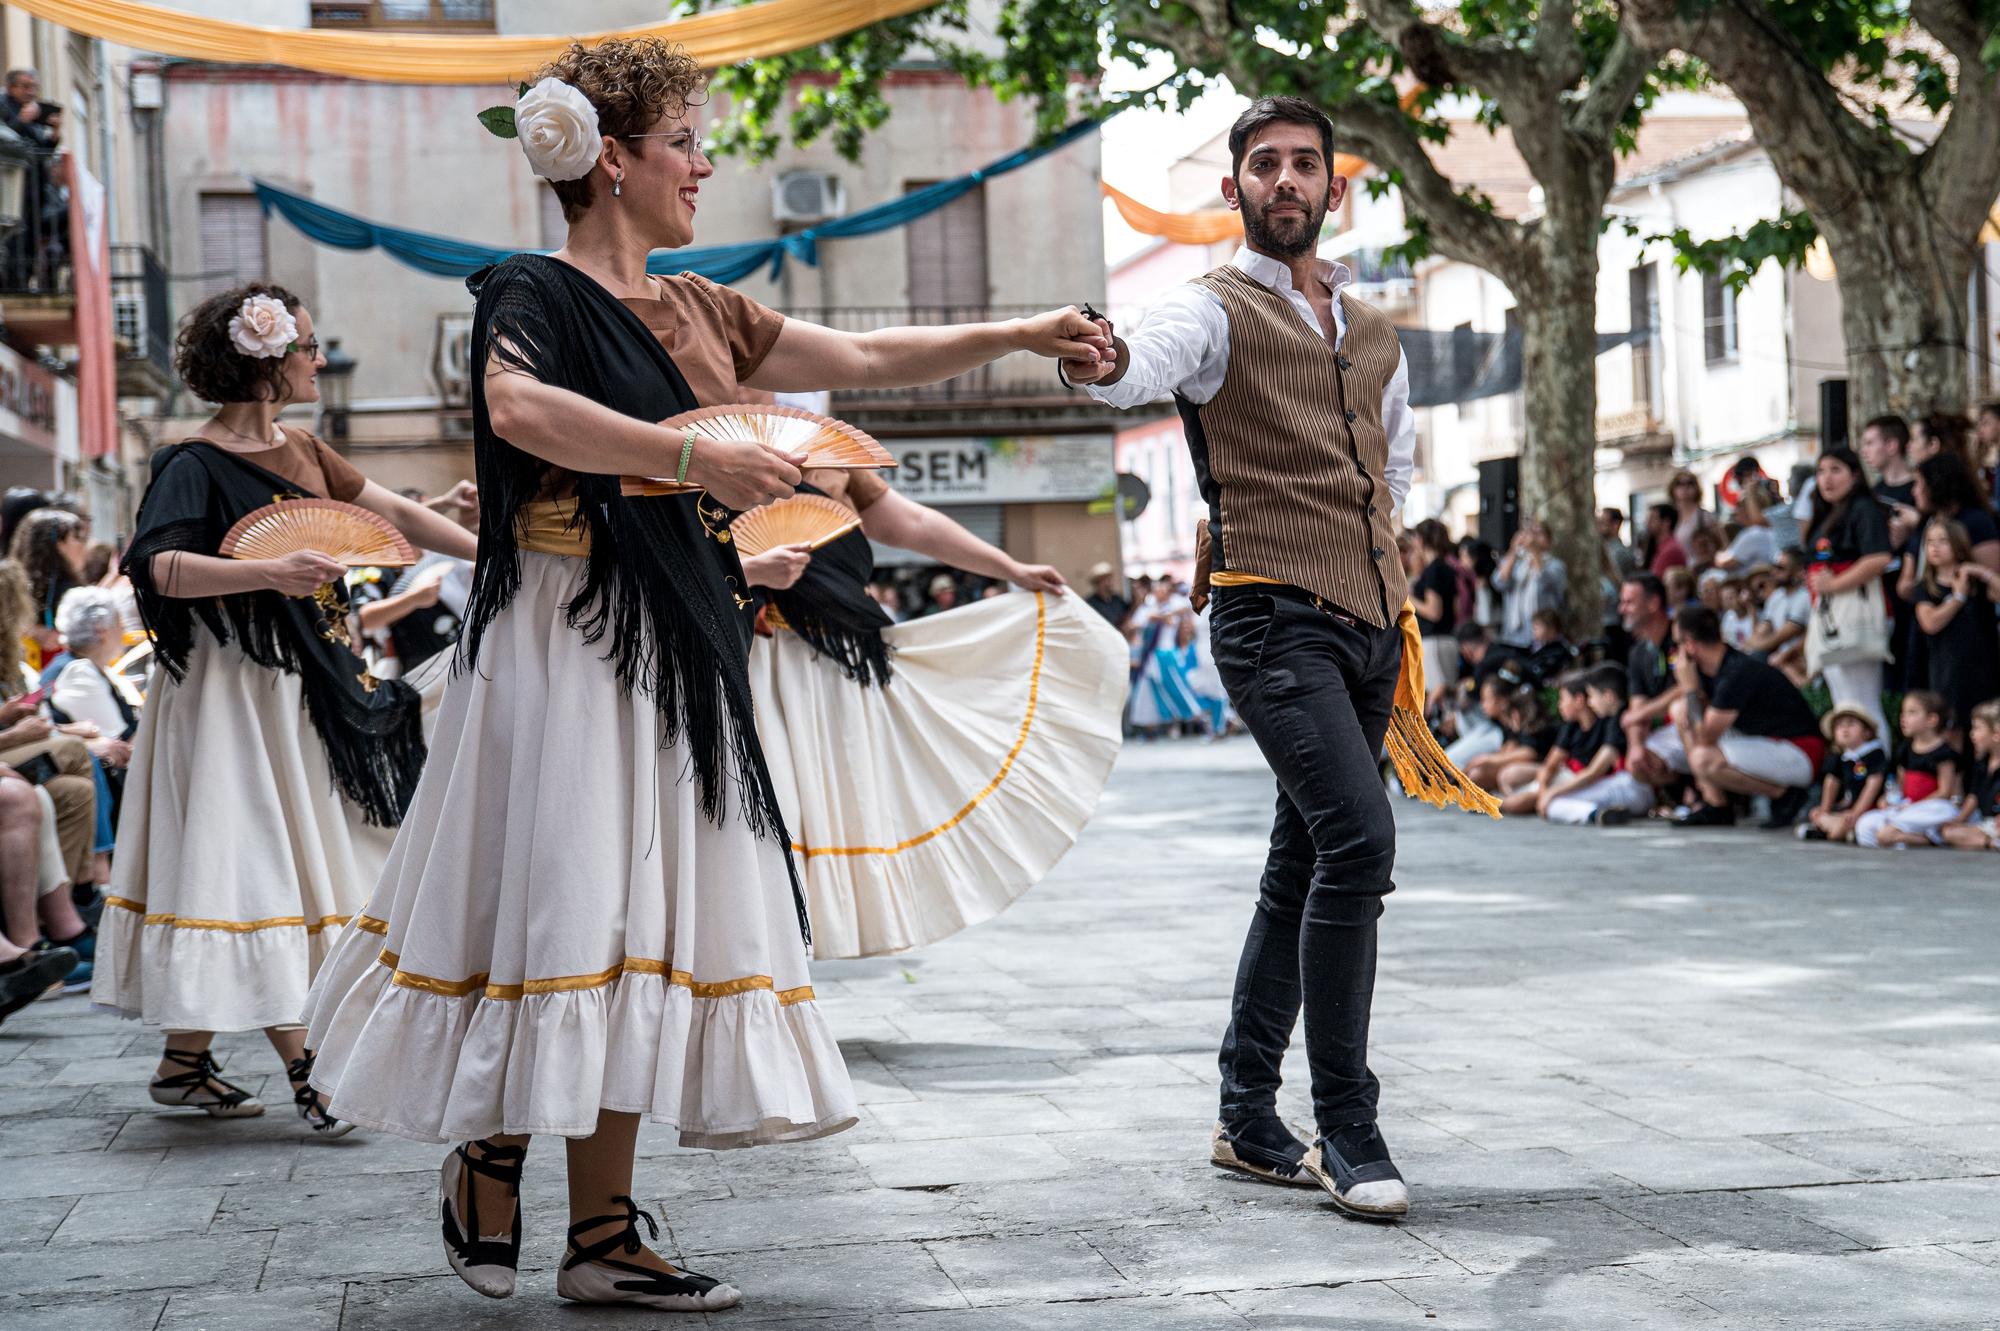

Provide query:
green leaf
left=478, top=106, right=518, bottom=140
left=517, top=81, right=530, bottom=97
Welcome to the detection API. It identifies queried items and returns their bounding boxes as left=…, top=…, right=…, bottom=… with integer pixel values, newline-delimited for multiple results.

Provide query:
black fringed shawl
left=459, top=255, right=807, bottom=944
left=767, top=482, right=895, bottom=687
left=121, top=442, right=426, bottom=827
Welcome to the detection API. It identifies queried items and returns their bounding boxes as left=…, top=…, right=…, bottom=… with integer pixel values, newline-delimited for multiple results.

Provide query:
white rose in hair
left=515, top=78, right=602, bottom=182
left=229, top=294, right=298, bottom=360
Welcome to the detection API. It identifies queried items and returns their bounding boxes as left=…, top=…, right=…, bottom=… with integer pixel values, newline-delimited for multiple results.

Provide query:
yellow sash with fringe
left=1202, top=568, right=1500, bottom=818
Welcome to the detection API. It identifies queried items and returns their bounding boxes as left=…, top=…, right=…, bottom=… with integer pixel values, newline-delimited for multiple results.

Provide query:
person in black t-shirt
left=1543, top=665, right=1654, bottom=825
left=1497, top=675, right=1595, bottom=817
left=1940, top=700, right=2000, bottom=850
left=1617, top=574, right=1684, bottom=791
left=1911, top=517, right=2000, bottom=743
left=1802, top=704, right=1888, bottom=842
left=1805, top=447, right=1896, bottom=734
left=1651, top=606, right=1824, bottom=826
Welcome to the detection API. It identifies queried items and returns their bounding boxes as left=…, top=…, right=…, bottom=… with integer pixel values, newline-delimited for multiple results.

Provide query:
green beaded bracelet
left=675, top=428, right=697, bottom=486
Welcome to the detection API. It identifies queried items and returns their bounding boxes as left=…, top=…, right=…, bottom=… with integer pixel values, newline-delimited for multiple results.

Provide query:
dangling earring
left=613, top=172, right=623, bottom=198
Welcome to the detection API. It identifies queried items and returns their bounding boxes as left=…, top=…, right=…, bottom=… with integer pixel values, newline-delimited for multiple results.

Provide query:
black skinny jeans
left=1208, top=586, right=1402, bottom=1136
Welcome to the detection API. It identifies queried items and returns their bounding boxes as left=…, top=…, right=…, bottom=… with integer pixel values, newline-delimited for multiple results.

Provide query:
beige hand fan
left=622, top=403, right=897, bottom=497
left=219, top=499, right=417, bottom=568
left=729, top=494, right=864, bottom=558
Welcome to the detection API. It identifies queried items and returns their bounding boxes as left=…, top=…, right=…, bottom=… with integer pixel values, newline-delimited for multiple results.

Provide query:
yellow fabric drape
left=5, top=0, right=941, bottom=84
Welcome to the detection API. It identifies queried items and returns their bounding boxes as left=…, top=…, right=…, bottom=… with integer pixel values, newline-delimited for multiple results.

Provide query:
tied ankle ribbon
left=1390, top=602, right=1501, bottom=818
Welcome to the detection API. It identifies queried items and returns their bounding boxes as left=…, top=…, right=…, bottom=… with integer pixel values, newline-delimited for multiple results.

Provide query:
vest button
left=1336, top=354, right=1352, bottom=371
left=1344, top=408, right=1358, bottom=424
left=1371, top=546, right=1386, bottom=560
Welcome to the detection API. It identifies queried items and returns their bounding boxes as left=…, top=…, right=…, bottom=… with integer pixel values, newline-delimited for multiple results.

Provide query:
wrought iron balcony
left=111, top=244, right=173, bottom=395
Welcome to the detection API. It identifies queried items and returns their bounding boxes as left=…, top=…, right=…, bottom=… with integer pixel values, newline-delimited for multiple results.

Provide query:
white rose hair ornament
left=229, top=293, right=299, bottom=360
left=479, top=78, right=604, bottom=184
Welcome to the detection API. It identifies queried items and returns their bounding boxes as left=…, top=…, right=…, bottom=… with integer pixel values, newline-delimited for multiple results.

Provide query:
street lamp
left=318, top=337, right=357, bottom=440
left=0, top=123, right=35, bottom=237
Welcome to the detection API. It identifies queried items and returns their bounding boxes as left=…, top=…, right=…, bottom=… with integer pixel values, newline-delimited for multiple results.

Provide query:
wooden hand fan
left=218, top=499, right=417, bottom=568
left=729, top=494, right=864, bottom=557
left=622, top=403, right=897, bottom=497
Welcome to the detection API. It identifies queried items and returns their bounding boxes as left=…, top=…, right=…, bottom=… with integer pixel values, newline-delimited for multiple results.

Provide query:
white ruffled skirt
left=752, top=590, right=1127, bottom=960
left=92, top=639, right=400, bottom=1032
left=303, top=553, right=856, bottom=1148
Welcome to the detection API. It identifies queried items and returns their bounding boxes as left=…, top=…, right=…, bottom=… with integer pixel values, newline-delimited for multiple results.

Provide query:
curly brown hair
left=175, top=282, right=306, bottom=406
left=531, top=38, right=705, bottom=223
left=0, top=560, right=30, bottom=695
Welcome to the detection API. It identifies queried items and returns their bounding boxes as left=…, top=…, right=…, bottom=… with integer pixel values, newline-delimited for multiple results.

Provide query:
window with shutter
left=904, top=182, right=988, bottom=316
left=1703, top=271, right=1739, bottom=365
left=198, top=194, right=268, bottom=298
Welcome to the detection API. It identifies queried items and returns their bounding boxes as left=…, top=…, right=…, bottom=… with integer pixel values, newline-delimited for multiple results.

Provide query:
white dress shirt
left=1088, top=247, right=1416, bottom=512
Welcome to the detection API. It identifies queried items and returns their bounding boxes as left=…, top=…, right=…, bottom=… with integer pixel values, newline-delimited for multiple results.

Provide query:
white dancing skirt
left=303, top=552, right=856, bottom=1148
left=92, top=640, right=398, bottom=1032
left=752, top=590, right=1127, bottom=960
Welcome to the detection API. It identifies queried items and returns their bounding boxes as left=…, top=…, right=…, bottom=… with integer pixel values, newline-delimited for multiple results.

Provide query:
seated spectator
left=1642, top=502, right=1688, bottom=576
left=1939, top=700, right=2000, bottom=851
left=1719, top=575, right=1757, bottom=649
left=1911, top=517, right=2000, bottom=746
left=1687, top=526, right=1724, bottom=581
left=1466, top=680, right=1556, bottom=795
left=1526, top=608, right=1573, bottom=683
left=1856, top=691, right=1964, bottom=848
left=1647, top=605, right=1823, bottom=827
left=1801, top=704, right=1889, bottom=842
left=1618, top=574, right=1683, bottom=794
left=1662, top=565, right=1695, bottom=614
left=1543, top=665, right=1654, bottom=826
left=1442, top=622, right=1531, bottom=759
left=50, top=587, right=140, bottom=749
left=1497, top=674, right=1596, bottom=816
left=1748, top=550, right=1811, bottom=683
left=1696, top=566, right=1729, bottom=612
left=1716, top=484, right=1780, bottom=570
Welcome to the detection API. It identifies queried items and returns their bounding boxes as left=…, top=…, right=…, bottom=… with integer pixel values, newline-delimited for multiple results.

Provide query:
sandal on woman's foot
left=440, top=1140, right=525, bottom=1299
left=556, top=1195, right=741, bottom=1313
left=285, top=1053, right=355, bottom=1139
left=148, top=1048, right=265, bottom=1118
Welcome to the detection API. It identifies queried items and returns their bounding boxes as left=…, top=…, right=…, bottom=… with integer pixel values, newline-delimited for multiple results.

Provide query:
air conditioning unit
left=772, top=171, right=846, bottom=225
left=432, top=312, right=475, bottom=408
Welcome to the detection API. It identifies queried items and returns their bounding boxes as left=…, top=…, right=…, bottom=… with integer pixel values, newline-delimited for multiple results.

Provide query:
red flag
left=68, top=156, right=116, bottom=459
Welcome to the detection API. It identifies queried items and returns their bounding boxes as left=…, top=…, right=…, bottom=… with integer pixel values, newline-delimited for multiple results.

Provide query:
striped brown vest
left=1180, top=265, right=1408, bottom=628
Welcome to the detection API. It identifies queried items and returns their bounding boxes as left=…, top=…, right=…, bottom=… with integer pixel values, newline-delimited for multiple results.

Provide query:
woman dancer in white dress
left=302, top=38, right=1108, bottom=1314
left=742, top=470, right=1127, bottom=959
left=93, top=284, right=476, bottom=1134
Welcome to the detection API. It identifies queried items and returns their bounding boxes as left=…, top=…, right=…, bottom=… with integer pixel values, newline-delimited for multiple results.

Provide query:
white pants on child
left=1545, top=772, right=1654, bottom=825
left=1854, top=798, right=1960, bottom=848
left=1645, top=726, right=1814, bottom=789
left=1446, top=714, right=1503, bottom=768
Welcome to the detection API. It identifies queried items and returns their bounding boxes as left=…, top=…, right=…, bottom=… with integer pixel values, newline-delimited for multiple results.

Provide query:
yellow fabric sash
left=1201, top=572, right=1499, bottom=818
left=516, top=498, right=590, bottom=557
left=4, top=0, right=940, bottom=84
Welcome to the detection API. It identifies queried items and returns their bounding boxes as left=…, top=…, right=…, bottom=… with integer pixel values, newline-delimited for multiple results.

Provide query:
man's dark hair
left=1556, top=670, right=1594, bottom=698
left=1730, top=456, right=1763, bottom=482
left=1454, top=621, right=1489, bottom=647
left=1977, top=400, right=2000, bottom=423
left=1622, top=571, right=1666, bottom=606
left=1861, top=414, right=1910, bottom=450
left=1584, top=663, right=1630, bottom=702
left=1227, top=96, right=1336, bottom=176
left=1599, top=506, right=1624, bottom=526
left=1675, top=604, right=1723, bottom=646
left=1646, top=502, right=1676, bottom=527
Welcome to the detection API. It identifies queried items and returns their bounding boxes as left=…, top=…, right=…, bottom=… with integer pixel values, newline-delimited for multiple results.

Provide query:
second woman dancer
left=303, top=37, right=1111, bottom=1315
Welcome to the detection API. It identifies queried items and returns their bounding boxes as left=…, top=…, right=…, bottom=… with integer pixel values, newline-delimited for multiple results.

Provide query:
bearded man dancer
left=1064, top=96, right=1423, bottom=1218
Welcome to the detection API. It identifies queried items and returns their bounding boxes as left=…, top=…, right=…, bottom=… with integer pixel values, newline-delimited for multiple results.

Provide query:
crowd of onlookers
left=1423, top=401, right=2000, bottom=852
left=0, top=486, right=151, bottom=1023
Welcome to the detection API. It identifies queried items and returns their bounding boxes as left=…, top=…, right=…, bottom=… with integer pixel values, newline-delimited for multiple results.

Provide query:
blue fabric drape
left=253, top=119, right=1098, bottom=284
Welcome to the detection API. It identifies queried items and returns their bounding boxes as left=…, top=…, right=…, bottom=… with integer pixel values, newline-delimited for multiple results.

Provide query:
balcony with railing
left=310, top=1, right=496, bottom=30
left=0, top=145, right=75, bottom=351
left=785, top=306, right=1081, bottom=412
left=111, top=244, right=173, bottom=396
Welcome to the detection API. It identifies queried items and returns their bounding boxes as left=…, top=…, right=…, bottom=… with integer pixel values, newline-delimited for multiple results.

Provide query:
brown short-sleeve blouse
left=621, top=273, right=786, bottom=405
left=175, top=425, right=368, bottom=502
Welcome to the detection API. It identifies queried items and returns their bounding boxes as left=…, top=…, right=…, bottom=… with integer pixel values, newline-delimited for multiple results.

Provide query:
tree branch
left=1569, top=20, right=1654, bottom=145
left=1331, top=94, right=1528, bottom=275
left=1916, top=1, right=2000, bottom=238
left=1536, top=0, right=1587, bottom=91
left=1354, top=0, right=1528, bottom=98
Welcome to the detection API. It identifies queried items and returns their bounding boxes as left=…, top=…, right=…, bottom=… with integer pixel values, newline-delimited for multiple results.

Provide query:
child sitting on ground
left=1802, top=704, right=1887, bottom=842
left=1498, top=674, right=1595, bottom=817
left=1939, top=699, right=2000, bottom=851
left=1855, top=691, right=1964, bottom=848
left=1543, top=665, right=1654, bottom=826
left=1465, top=678, right=1553, bottom=794
left=1719, top=576, right=1757, bottom=650
left=1526, top=609, right=1574, bottom=684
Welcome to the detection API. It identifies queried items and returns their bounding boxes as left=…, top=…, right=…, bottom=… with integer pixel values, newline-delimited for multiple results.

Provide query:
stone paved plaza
left=4, top=737, right=2000, bottom=1328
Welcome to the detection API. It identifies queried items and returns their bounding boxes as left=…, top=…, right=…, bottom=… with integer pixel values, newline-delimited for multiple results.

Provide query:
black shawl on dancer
left=765, top=481, right=895, bottom=687
left=460, top=254, right=807, bottom=943
left=121, top=442, right=426, bottom=827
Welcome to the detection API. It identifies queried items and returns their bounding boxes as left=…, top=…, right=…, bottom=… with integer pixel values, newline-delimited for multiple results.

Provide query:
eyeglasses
left=288, top=338, right=320, bottom=357
left=620, top=130, right=709, bottom=163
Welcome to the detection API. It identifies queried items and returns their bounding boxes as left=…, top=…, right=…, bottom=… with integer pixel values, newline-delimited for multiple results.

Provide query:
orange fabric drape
left=1101, top=149, right=1376, bottom=245
left=4, top=0, right=941, bottom=83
